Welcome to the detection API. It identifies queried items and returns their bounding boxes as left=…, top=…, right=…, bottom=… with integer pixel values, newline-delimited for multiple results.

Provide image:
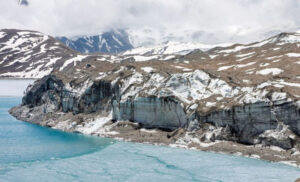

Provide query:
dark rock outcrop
left=22, top=75, right=64, bottom=107
left=20, top=76, right=120, bottom=115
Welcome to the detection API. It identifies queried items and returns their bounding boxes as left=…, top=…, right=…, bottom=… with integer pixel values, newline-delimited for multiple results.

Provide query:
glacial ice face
left=14, top=66, right=300, bottom=149
left=113, top=96, right=187, bottom=130
left=197, top=102, right=278, bottom=144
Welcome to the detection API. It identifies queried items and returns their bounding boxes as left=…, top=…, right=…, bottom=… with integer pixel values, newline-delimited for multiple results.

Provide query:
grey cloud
left=0, top=0, right=299, bottom=45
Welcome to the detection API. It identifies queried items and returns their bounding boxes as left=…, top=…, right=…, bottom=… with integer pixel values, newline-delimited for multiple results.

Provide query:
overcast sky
left=0, top=0, right=299, bottom=45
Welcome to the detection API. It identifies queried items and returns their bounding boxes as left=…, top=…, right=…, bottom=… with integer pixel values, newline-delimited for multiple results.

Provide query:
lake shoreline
left=9, top=105, right=300, bottom=169
left=3, top=96, right=300, bottom=181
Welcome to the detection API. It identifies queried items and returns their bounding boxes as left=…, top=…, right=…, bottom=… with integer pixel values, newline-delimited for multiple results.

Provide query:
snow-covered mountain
left=0, top=29, right=80, bottom=78
left=57, top=30, right=133, bottom=54
left=0, top=29, right=185, bottom=78
left=52, top=26, right=300, bottom=55
left=1, top=29, right=300, bottom=80
left=126, top=27, right=221, bottom=47
left=124, top=41, right=231, bottom=55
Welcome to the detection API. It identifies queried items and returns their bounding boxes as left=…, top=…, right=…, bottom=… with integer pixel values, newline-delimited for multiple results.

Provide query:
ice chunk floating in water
left=1, top=97, right=300, bottom=182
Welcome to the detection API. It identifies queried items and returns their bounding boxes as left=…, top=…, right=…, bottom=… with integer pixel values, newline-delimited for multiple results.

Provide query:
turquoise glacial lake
left=1, top=96, right=300, bottom=181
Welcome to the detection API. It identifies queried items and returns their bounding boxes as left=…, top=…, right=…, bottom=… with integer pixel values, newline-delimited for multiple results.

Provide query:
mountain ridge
left=0, top=29, right=299, bottom=80
left=56, top=30, right=133, bottom=54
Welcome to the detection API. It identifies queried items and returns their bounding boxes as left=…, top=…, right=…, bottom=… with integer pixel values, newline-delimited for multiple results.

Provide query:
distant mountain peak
left=57, top=29, right=133, bottom=54
left=18, top=0, right=29, bottom=6
left=271, top=32, right=300, bottom=43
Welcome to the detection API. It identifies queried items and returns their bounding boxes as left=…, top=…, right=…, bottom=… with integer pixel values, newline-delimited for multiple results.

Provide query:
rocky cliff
left=9, top=31, right=300, bottom=166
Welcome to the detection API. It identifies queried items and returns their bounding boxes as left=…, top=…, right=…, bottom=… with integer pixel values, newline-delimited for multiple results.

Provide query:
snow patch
left=140, top=128, right=157, bottom=133
left=76, top=112, right=112, bottom=135
left=218, top=65, right=233, bottom=71
left=141, top=67, right=155, bottom=73
left=236, top=62, right=256, bottom=68
left=59, top=55, right=88, bottom=71
left=286, top=53, right=300, bottom=57
left=236, top=52, right=255, bottom=58
left=133, top=55, right=159, bottom=62
left=256, top=68, right=283, bottom=76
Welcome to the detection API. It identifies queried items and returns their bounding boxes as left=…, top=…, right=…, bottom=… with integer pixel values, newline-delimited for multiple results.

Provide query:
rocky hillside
left=0, top=29, right=197, bottom=79
left=9, top=31, right=300, bottom=165
left=0, top=29, right=83, bottom=78
left=57, top=30, right=133, bottom=54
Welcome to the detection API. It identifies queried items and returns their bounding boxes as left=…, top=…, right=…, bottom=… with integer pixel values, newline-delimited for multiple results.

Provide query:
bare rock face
left=61, top=80, right=120, bottom=114
left=21, top=75, right=121, bottom=115
left=22, top=75, right=64, bottom=108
